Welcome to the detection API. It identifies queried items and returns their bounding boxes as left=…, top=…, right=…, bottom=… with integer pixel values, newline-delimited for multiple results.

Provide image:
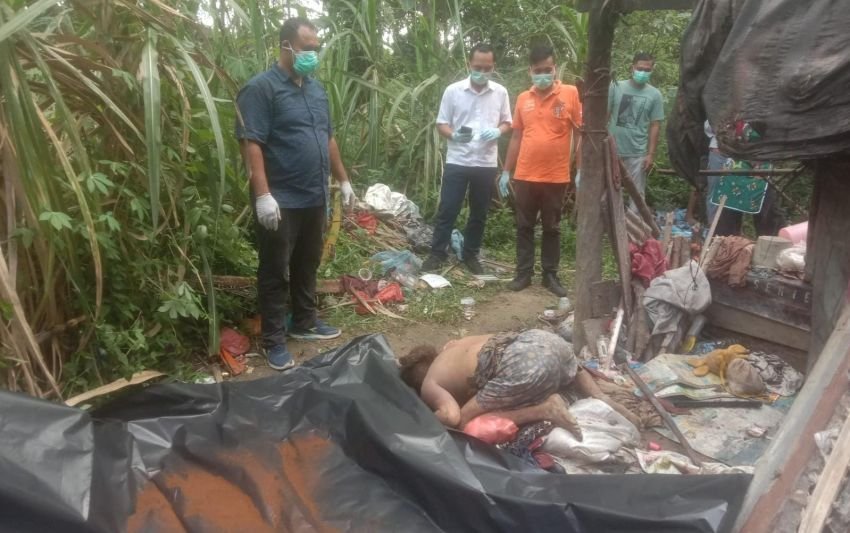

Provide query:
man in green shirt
left=608, top=52, right=665, bottom=207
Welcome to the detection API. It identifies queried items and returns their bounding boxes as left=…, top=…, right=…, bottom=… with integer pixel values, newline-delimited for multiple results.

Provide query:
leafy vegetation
left=0, top=0, right=696, bottom=398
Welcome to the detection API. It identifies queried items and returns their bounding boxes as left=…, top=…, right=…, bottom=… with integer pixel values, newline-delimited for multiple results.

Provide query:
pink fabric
left=463, top=415, right=519, bottom=444
left=630, top=239, right=668, bottom=287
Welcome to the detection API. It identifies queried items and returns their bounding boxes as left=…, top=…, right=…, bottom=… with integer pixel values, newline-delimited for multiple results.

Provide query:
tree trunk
left=574, top=2, right=618, bottom=351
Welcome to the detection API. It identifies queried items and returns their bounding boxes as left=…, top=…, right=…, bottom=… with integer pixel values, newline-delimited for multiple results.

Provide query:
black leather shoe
left=542, top=272, right=567, bottom=297
left=509, top=273, right=532, bottom=292
left=463, top=255, right=484, bottom=275
left=421, top=255, right=443, bottom=272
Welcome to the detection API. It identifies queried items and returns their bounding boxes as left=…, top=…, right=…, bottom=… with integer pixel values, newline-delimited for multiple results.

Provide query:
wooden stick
left=700, top=195, right=727, bottom=267
left=797, top=411, right=850, bottom=533
left=65, top=370, right=165, bottom=406
left=671, top=237, right=682, bottom=270
left=679, top=235, right=692, bottom=267
left=619, top=159, right=662, bottom=237
left=348, top=287, right=377, bottom=315
left=625, top=209, right=654, bottom=239
left=621, top=363, right=703, bottom=466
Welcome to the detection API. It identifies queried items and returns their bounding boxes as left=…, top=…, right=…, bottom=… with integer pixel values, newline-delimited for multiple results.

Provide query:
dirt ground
left=240, top=284, right=557, bottom=380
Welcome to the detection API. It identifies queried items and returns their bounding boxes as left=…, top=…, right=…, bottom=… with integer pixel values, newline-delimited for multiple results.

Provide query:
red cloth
left=354, top=213, right=378, bottom=234
left=220, top=327, right=250, bottom=356
left=630, top=239, right=667, bottom=287
left=342, top=275, right=404, bottom=314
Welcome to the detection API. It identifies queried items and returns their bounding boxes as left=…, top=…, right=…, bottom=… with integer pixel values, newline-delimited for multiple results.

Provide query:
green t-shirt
left=607, top=80, right=665, bottom=157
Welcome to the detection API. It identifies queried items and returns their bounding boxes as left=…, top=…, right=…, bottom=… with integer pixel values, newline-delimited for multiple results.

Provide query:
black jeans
left=255, top=204, right=325, bottom=348
left=430, top=163, right=498, bottom=259
left=514, top=180, right=567, bottom=276
left=715, top=184, right=786, bottom=237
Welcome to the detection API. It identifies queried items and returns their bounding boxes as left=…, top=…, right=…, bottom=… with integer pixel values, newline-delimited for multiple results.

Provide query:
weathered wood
left=678, top=236, right=691, bottom=268
left=736, top=305, right=850, bottom=532
left=574, top=0, right=618, bottom=352
left=705, top=304, right=810, bottom=352
left=631, top=281, right=651, bottom=361
left=798, top=410, right=850, bottom=533
left=619, top=160, right=662, bottom=237
left=808, top=158, right=850, bottom=369
left=65, top=370, right=165, bottom=407
left=661, top=211, right=674, bottom=252
left=605, top=144, right=633, bottom=314
left=670, top=237, right=681, bottom=270
left=591, top=280, right=620, bottom=318
left=625, top=209, right=653, bottom=239
left=699, top=195, right=725, bottom=266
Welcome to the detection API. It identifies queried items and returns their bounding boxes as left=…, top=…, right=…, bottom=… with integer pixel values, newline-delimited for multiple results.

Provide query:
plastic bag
left=364, top=184, right=421, bottom=219
left=541, top=399, right=640, bottom=465
left=776, top=244, right=806, bottom=273
left=463, top=415, right=518, bottom=445
left=371, top=250, right=422, bottom=276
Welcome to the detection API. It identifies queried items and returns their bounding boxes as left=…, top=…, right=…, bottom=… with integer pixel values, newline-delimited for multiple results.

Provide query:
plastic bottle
left=558, top=297, right=572, bottom=312
left=392, top=270, right=418, bottom=289
left=460, top=297, right=476, bottom=320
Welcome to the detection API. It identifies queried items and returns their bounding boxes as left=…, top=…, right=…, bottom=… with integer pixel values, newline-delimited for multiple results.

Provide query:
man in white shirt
left=422, top=44, right=512, bottom=274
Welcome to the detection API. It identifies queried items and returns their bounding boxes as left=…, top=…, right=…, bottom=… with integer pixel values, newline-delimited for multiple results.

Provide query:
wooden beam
left=735, top=304, right=850, bottom=532
left=798, top=411, right=850, bottom=533
left=576, top=0, right=696, bottom=12
left=574, top=0, right=618, bottom=352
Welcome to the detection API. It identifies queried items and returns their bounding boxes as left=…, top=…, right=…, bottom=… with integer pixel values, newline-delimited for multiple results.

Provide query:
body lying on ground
left=399, top=329, right=641, bottom=440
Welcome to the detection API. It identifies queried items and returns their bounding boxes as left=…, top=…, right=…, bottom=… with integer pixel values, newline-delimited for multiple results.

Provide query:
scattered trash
left=648, top=441, right=662, bottom=451
left=396, top=304, right=409, bottom=313
left=556, top=314, right=575, bottom=343
left=358, top=267, right=373, bottom=281
left=195, top=375, right=216, bottom=385
left=371, top=250, right=421, bottom=276
left=726, top=358, right=768, bottom=396
left=542, top=399, right=640, bottom=466
left=777, top=243, right=806, bottom=275
left=391, top=270, right=419, bottom=289
left=219, top=327, right=251, bottom=376
left=636, top=449, right=755, bottom=475
left=558, top=297, right=572, bottom=312
left=363, top=184, right=421, bottom=219
left=543, top=309, right=556, bottom=320
left=463, top=415, right=518, bottom=445
left=353, top=212, right=379, bottom=234
left=460, top=297, right=476, bottom=320
left=419, top=273, right=451, bottom=289
left=747, top=425, right=768, bottom=438
left=748, top=351, right=804, bottom=397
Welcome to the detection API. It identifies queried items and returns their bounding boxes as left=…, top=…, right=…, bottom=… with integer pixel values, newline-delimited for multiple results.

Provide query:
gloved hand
left=340, top=180, right=356, bottom=207
left=574, top=170, right=581, bottom=190
left=451, top=130, right=473, bottom=143
left=255, top=193, right=281, bottom=231
left=480, top=128, right=501, bottom=141
left=498, top=170, right=511, bottom=199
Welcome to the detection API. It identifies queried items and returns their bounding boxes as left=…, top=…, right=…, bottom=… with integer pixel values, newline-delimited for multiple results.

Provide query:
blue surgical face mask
left=284, top=44, right=319, bottom=76
left=469, top=70, right=492, bottom=86
left=633, top=70, right=651, bottom=84
left=532, top=73, right=554, bottom=90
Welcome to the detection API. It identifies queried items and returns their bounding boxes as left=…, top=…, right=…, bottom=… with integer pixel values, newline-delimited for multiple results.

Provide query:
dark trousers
left=430, top=163, right=498, bottom=259
left=514, top=180, right=567, bottom=276
left=255, top=204, right=325, bottom=348
left=714, top=184, right=786, bottom=237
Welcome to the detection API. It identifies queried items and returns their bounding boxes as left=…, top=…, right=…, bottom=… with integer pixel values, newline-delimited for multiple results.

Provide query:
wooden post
left=574, top=1, right=618, bottom=352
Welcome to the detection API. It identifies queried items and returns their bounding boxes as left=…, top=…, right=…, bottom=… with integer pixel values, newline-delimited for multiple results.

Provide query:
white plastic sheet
left=364, top=184, right=421, bottom=219
left=542, top=398, right=640, bottom=465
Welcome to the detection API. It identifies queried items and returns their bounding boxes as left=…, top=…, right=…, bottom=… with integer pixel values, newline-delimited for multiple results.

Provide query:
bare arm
left=241, top=140, right=270, bottom=195
left=645, top=120, right=661, bottom=170
left=437, top=123, right=453, bottom=140
left=329, top=136, right=350, bottom=184
left=503, top=129, right=523, bottom=172
left=421, top=377, right=461, bottom=428
left=498, top=122, right=511, bottom=136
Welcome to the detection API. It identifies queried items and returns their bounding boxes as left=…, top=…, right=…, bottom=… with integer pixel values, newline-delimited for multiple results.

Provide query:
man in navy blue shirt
left=236, top=17, right=354, bottom=370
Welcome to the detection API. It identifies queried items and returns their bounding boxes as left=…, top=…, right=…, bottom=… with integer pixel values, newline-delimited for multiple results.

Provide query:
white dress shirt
left=436, top=77, right=512, bottom=167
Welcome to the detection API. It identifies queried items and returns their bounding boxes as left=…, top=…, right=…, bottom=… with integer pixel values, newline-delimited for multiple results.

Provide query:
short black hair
left=633, top=52, right=655, bottom=64
left=529, top=45, right=555, bottom=65
left=399, top=345, right=438, bottom=393
left=279, top=17, right=317, bottom=46
left=469, top=43, right=495, bottom=60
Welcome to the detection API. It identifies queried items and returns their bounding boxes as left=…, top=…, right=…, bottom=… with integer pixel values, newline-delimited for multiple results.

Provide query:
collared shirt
left=513, top=81, right=582, bottom=183
left=235, top=64, right=332, bottom=208
left=436, top=78, right=512, bottom=168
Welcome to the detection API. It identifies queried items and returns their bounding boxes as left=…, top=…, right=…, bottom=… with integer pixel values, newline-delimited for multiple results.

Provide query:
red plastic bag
left=220, top=327, right=250, bottom=356
left=375, top=283, right=404, bottom=304
left=462, top=415, right=518, bottom=445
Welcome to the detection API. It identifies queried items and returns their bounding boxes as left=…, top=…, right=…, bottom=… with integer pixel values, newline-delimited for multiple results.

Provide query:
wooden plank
left=65, top=370, right=165, bottom=407
left=605, top=144, right=633, bottom=314
left=700, top=195, right=726, bottom=266
left=736, top=304, right=850, bottom=532
left=798, top=412, right=850, bottom=533
left=591, top=280, right=620, bottom=318
left=705, top=303, right=810, bottom=352
left=678, top=235, right=691, bottom=267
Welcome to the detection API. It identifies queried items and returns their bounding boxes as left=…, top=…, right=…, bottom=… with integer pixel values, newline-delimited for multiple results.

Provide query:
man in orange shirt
left=501, top=46, right=582, bottom=297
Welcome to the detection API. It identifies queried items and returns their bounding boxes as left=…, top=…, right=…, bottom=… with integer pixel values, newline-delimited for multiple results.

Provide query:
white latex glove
left=574, top=170, right=581, bottom=189
left=480, top=128, right=501, bottom=141
left=498, top=170, right=511, bottom=199
left=340, top=180, right=356, bottom=207
left=255, top=193, right=281, bottom=231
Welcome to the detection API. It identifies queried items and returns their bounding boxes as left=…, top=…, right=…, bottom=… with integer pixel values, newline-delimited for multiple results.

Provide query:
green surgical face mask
left=470, top=70, right=491, bottom=86
left=284, top=45, right=319, bottom=76
left=532, top=73, right=554, bottom=90
left=633, top=70, right=651, bottom=84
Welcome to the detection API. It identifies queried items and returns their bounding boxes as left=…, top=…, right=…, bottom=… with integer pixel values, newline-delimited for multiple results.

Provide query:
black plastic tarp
left=668, top=0, right=850, bottom=184
left=0, top=335, right=750, bottom=532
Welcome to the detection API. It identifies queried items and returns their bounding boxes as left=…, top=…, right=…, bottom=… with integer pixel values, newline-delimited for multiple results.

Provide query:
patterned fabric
left=710, top=160, right=771, bottom=214
left=471, top=329, right=578, bottom=411
left=497, top=421, right=554, bottom=466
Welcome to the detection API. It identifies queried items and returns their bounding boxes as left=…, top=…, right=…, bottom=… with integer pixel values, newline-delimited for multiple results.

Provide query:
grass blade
left=0, top=0, right=61, bottom=44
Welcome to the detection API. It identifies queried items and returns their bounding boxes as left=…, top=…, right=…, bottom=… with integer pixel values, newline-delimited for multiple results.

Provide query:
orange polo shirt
left=513, top=81, right=582, bottom=183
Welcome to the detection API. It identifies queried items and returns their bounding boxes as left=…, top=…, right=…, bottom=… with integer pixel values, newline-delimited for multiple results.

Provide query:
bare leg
left=460, top=394, right=583, bottom=441
left=571, top=368, right=642, bottom=429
